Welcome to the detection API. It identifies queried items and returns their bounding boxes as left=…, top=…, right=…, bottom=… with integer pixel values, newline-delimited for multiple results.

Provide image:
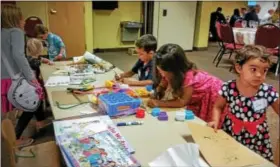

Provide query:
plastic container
left=185, top=110, right=195, bottom=120
left=151, top=108, right=161, bottom=117
left=158, top=112, right=168, bottom=121
left=68, top=64, right=95, bottom=85
left=98, top=92, right=142, bottom=117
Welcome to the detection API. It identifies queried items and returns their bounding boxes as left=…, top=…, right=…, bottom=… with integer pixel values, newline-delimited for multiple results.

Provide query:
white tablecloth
left=233, top=28, right=257, bottom=45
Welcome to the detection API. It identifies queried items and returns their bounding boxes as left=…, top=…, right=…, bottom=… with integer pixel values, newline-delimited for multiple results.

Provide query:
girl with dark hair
left=148, top=44, right=227, bottom=123
left=230, top=8, right=242, bottom=27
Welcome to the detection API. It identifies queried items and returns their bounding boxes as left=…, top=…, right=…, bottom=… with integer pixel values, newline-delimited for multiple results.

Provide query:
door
left=154, top=2, right=197, bottom=50
left=48, top=2, right=85, bottom=58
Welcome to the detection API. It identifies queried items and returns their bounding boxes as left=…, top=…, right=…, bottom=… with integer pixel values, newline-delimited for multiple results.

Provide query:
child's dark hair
left=235, top=45, right=271, bottom=66
left=34, top=24, right=48, bottom=36
left=135, top=34, right=157, bottom=53
left=153, top=43, right=196, bottom=98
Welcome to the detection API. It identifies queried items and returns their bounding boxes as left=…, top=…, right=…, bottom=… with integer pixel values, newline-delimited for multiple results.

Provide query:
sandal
left=16, top=138, right=34, bottom=148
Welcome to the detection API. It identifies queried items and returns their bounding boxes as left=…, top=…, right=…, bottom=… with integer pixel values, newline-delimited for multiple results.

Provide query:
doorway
left=48, top=2, right=85, bottom=58
left=141, top=1, right=154, bottom=35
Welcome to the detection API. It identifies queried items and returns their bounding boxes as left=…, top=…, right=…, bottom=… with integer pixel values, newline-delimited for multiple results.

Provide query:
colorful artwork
left=53, top=116, right=138, bottom=167
left=59, top=131, right=139, bottom=167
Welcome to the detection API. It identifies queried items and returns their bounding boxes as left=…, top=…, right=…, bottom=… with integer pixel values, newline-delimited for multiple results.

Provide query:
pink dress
left=1, top=79, right=13, bottom=113
left=184, top=70, right=227, bottom=125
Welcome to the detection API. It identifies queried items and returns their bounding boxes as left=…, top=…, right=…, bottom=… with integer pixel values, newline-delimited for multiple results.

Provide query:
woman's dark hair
left=217, top=7, right=222, bottom=12
left=153, top=44, right=196, bottom=97
left=233, top=8, right=240, bottom=17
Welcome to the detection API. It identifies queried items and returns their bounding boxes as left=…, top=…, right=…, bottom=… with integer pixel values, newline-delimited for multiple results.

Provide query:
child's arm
left=271, top=99, right=279, bottom=115
left=147, top=86, right=193, bottom=108
left=122, top=79, right=153, bottom=86
left=11, top=29, right=35, bottom=81
left=207, top=95, right=227, bottom=131
left=119, top=71, right=135, bottom=78
left=53, top=35, right=66, bottom=61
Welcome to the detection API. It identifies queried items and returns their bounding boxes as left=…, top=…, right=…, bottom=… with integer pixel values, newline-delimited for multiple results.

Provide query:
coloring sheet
left=53, top=116, right=135, bottom=154
left=187, top=122, right=266, bottom=167
left=45, top=76, right=70, bottom=87
left=59, top=130, right=140, bottom=167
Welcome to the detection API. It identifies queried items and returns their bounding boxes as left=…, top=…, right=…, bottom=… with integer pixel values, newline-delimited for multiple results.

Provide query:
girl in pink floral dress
left=147, top=43, right=227, bottom=124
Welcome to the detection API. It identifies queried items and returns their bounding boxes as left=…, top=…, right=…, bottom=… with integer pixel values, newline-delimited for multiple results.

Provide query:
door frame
left=141, top=1, right=154, bottom=35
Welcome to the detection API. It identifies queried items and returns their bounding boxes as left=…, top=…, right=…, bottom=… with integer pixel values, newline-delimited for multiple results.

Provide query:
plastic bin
left=98, top=92, right=141, bottom=117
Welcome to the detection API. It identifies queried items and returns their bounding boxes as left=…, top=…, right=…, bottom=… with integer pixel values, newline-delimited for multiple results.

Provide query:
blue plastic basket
left=98, top=92, right=142, bottom=117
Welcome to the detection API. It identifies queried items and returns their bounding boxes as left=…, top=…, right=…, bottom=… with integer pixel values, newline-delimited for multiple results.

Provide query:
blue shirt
left=131, top=59, right=153, bottom=81
left=46, top=33, right=66, bottom=60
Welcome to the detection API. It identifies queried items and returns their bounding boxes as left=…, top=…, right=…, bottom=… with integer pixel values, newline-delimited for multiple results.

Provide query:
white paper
left=73, top=56, right=84, bottom=63
left=45, top=76, right=70, bottom=87
left=83, top=51, right=103, bottom=64
left=149, top=144, right=209, bottom=167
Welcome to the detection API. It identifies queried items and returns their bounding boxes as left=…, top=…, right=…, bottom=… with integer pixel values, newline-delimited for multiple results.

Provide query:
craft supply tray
left=67, top=64, right=96, bottom=84
left=98, top=92, right=141, bottom=117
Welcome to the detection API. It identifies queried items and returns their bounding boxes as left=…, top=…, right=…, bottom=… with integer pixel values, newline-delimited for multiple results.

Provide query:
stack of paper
left=149, top=144, right=209, bottom=167
left=45, top=76, right=70, bottom=87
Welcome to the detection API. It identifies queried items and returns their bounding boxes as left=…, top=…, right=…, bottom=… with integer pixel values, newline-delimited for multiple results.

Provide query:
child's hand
left=54, top=54, right=63, bottom=61
left=122, top=78, right=133, bottom=85
left=207, top=121, right=219, bottom=132
left=115, top=73, right=122, bottom=81
left=41, top=58, right=49, bottom=64
left=147, top=99, right=158, bottom=108
left=48, top=61, right=54, bottom=65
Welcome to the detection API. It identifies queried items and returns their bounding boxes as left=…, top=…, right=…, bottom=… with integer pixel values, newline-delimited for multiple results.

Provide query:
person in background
left=255, top=4, right=262, bottom=14
left=260, top=9, right=275, bottom=24
left=148, top=44, right=227, bottom=125
left=240, top=7, right=248, bottom=18
left=209, top=7, right=226, bottom=41
left=208, top=45, right=279, bottom=162
left=1, top=5, right=51, bottom=147
left=230, top=8, right=242, bottom=27
left=115, top=34, right=157, bottom=86
left=272, top=7, right=280, bottom=23
left=26, top=38, right=54, bottom=82
left=244, top=6, right=259, bottom=27
left=34, top=24, right=66, bottom=61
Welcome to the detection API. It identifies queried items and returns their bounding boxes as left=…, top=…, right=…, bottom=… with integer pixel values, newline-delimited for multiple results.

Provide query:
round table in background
left=233, top=28, right=257, bottom=45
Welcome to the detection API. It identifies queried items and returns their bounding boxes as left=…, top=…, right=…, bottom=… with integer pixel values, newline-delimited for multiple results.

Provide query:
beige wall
left=16, top=1, right=49, bottom=27
left=92, top=1, right=142, bottom=49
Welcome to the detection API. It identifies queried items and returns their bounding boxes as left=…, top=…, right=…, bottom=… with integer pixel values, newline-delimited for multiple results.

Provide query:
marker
left=113, top=70, right=121, bottom=79
left=116, top=121, right=143, bottom=126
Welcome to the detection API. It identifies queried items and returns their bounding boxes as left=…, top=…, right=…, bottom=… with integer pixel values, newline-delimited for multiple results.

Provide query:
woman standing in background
left=1, top=4, right=50, bottom=147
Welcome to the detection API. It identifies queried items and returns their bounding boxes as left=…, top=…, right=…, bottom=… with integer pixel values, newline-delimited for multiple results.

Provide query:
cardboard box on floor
left=187, top=122, right=270, bottom=167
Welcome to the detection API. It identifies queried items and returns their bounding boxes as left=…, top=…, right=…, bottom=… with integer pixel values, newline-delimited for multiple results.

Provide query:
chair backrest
left=255, top=23, right=280, bottom=49
left=215, top=21, right=222, bottom=40
left=24, top=16, right=43, bottom=38
left=234, top=19, right=242, bottom=28
left=220, top=24, right=235, bottom=44
left=2, top=119, right=17, bottom=167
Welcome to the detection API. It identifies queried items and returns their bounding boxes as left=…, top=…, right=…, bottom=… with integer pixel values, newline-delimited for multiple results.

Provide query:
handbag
left=1, top=50, right=41, bottom=112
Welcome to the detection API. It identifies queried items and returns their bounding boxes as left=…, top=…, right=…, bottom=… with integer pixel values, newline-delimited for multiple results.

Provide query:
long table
left=40, top=61, right=276, bottom=167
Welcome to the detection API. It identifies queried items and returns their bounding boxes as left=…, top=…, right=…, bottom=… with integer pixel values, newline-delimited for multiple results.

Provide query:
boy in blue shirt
left=116, top=34, right=157, bottom=86
left=35, top=24, right=66, bottom=61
